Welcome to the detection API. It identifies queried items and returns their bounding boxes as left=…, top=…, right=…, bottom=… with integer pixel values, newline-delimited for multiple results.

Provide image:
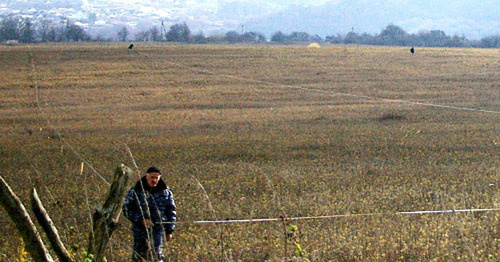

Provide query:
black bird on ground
left=128, top=43, right=134, bottom=49
left=410, top=47, right=415, bottom=54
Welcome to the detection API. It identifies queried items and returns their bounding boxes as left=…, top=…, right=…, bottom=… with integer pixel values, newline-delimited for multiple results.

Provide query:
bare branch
left=31, top=188, right=73, bottom=262
left=0, top=175, right=54, bottom=262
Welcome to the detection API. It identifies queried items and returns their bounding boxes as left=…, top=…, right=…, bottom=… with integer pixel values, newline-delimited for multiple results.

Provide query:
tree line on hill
left=1, top=15, right=499, bottom=48
left=0, top=16, right=89, bottom=43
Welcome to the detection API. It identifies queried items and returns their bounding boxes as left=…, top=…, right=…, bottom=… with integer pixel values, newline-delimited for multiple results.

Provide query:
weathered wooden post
left=32, top=188, right=72, bottom=262
left=0, top=175, right=54, bottom=262
left=87, top=164, right=133, bottom=262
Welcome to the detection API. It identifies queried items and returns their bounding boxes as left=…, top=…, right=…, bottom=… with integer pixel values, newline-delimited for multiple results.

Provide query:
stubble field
left=0, top=43, right=498, bottom=261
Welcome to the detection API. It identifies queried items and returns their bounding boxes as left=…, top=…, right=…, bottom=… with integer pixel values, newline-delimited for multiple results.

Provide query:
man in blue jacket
left=122, top=166, right=176, bottom=261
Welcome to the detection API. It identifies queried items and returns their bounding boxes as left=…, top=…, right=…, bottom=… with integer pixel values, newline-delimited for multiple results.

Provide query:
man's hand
left=142, top=219, right=152, bottom=228
left=166, top=234, right=172, bottom=241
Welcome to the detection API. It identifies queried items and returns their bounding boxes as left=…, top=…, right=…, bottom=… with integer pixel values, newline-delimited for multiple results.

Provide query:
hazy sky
left=102, top=0, right=500, bottom=38
left=4, top=0, right=498, bottom=39
left=210, top=0, right=498, bottom=38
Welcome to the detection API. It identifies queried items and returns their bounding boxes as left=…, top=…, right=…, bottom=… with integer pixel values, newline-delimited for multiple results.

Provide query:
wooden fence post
left=0, top=175, right=54, bottom=262
left=87, top=164, right=133, bottom=262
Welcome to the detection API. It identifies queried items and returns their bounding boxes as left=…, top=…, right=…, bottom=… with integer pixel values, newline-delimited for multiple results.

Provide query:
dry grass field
left=0, top=43, right=498, bottom=261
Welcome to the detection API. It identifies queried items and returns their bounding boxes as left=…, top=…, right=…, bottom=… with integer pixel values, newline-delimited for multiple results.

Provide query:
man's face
left=146, top=172, right=161, bottom=188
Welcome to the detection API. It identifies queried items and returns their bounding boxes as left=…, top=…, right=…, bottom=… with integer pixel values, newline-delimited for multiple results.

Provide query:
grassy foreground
left=0, top=43, right=498, bottom=261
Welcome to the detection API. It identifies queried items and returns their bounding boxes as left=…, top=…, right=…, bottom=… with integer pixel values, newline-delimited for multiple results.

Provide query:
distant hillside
left=242, top=0, right=499, bottom=39
left=1, top=0, right=498, bottom=39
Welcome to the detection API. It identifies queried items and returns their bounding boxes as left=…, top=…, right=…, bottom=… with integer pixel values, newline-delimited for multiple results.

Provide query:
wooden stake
left=87, top=164, right=133, bottom=262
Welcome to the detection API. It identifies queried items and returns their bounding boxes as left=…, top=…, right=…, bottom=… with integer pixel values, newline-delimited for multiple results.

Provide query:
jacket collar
left=134, top=175, right=167, bottom=194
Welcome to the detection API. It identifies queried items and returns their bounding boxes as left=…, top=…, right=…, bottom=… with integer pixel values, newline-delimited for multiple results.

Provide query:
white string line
left=158, top=208, right=499, bottom=225
left=137, top=51, right=500, bottom=224
left=26, top=45, right=110, bottom=186
left=159, top=58, right=499, bottom=115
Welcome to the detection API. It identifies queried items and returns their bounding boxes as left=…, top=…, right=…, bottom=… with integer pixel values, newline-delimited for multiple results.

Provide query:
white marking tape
left=159, top=208, right=499, bottom=225
left=159, top=58, right=500, bottom=115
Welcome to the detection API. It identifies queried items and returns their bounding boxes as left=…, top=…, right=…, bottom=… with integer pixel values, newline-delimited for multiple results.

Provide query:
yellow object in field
left=308, top=42, right=321, bottom=48
left=19, top=238, right=28, bottom=262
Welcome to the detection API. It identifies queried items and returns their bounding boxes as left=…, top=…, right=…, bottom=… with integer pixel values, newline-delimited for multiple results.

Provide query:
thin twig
left=188, top=168, right=226, bottom=262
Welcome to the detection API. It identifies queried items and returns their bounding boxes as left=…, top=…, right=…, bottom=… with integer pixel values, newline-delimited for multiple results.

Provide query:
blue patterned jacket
left=122, top=176, right=176, bottom=236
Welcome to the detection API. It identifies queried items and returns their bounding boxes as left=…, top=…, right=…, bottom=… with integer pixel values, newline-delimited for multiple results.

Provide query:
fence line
left=138, top=50, right=500, bottom=225
left=158, top=208, right=499, bottom=225
left=143, top=53, right=499, bottom=115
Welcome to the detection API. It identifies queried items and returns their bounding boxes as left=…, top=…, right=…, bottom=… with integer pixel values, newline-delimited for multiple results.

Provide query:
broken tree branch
left=0, top=175, right=54, bottom=262
left=31, top=188, right=72, bottom=262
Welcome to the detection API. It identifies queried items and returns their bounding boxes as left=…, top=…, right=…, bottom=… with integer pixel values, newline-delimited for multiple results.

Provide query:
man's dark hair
left=146, top=166, right=161, bottom=174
